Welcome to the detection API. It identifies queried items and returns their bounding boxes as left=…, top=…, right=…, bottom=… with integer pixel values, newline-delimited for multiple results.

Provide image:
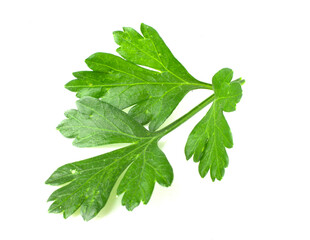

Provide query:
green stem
left=196, top=82, right=213, bottom=90
left=155, top=94, right=215, bottom=138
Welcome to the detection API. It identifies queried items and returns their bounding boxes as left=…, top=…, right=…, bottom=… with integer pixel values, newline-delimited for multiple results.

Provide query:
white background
left=1, top=0, right=309, bottom=239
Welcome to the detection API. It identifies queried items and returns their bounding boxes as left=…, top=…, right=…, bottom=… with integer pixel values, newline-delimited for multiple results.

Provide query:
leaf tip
left=125, top=203, right=139, bottom=211
left=81, top=214, right=93, bottom=222
left=239, top=79, right=246, bottom=85
left=85, top=53, right=99, bottom=66
left=45, top=178, right=51, bottom=185
left=113, top=30, right=123, bottom=43
left=199, top=170, right=206, bottom=178
left=140, top=22, right=151, bottom=34
left=184, top=149, right=192, bottom=161
left=45, top=173, right=57, bottom=186
left=140, top=22, right=146, bottom=28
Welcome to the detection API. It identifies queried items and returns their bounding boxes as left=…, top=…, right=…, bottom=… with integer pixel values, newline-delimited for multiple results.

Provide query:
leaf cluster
left=46, top=23, right=244, bottom=220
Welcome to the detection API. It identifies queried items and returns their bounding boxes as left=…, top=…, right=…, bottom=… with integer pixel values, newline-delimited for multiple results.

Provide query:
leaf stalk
left=155, top=94, right=215, bottom=138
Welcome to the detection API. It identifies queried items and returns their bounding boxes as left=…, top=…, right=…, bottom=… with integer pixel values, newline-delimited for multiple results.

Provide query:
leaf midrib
left=60, top=125, right=143, bottom=140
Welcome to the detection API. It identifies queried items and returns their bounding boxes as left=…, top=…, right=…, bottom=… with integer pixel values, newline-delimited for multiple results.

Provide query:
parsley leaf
left=65, top=23, right=212, bottom=131
left=56, top=97, right=149, bottom=147
left=185, top=68, right=243, bottom=181
left=46, top=23, right=245, bottom=220
left=47, top=97, right=173, bottom=220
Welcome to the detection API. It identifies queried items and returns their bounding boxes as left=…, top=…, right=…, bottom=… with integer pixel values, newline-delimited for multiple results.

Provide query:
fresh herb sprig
left=46, top=23, right=244, bottom=221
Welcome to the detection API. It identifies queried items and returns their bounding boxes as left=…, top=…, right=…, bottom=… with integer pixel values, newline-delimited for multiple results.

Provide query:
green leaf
left=65, top=23, right=212, bottom=131
left=185, top=68, right=243, bottom=181
left=117, top=141, right=173, bottom=210
left=47, top=97, right=173, bottom=220
left=47, top=24, right=245, bottom=221
left=56, top=97, right=149, bottom=147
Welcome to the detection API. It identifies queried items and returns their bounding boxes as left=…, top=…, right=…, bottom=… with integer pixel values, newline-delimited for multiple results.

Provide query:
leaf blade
left=117, top=140, right=173, bottom=210
left=48, top=98, right=173, bottom=219
left=46, top=145, right=136, bottom=220
left=65, top=24, right=211, bottom=131
left=57, top=97, right=149, bottom=147
left=185, top=68, right=243, bottom=181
